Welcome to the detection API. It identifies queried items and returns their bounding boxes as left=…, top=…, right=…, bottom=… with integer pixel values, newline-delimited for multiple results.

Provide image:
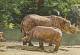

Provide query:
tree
left=0, top=0, right=80, bottom=29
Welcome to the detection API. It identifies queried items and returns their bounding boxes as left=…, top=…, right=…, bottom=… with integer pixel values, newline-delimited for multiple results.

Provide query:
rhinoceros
left=22, top=26, right=62, bottom=51
left=21, top=14, right=79, bottom=46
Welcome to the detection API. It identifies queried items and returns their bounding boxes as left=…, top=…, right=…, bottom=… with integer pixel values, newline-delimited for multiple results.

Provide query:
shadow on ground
left=6, top=45, right=69, bottom=53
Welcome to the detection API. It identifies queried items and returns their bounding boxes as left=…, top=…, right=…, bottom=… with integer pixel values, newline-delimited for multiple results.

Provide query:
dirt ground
left=0, top=42, right=80, bottom=55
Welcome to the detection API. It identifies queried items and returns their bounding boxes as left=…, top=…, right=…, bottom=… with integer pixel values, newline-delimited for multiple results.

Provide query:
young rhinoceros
left=22, top=26, right=62, bottom=51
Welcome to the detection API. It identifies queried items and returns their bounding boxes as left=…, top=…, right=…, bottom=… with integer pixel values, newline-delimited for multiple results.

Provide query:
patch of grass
left=3, top=29, right=80, bottom=45
left=62, top=32, right=80, bottom=45
left=4, top=29, right=22, bottom=41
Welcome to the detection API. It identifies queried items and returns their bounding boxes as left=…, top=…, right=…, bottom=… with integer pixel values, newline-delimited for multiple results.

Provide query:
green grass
left=62, top=32, right=80, bottom=45
left=4, top=29, right=22, bottom=41
left=3, top=29, right=80, bottom=45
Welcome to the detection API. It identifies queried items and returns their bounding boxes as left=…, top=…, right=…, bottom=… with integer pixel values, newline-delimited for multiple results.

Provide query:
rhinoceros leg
left=49, top=42, right=53, bottom=46
left=23, top=33, right=33, bottom=46
left=39, top=39, right=44, bottom=50
left=23, top=38, right=33, bottom=46
left=22, top=38, right=33, bottom=46
left=23, top=41, right=27, bottom=45
left=28, top=41, right=33, bottom=46
left=54, top=41, right=60, bottom=51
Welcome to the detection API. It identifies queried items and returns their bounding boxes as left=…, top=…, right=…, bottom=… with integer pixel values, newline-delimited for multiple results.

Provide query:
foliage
left=0, top=0, right=80, bottom=29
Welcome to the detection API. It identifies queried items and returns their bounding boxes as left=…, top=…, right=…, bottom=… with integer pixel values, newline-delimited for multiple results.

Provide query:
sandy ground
left=0, top=42, right=80, bottom=55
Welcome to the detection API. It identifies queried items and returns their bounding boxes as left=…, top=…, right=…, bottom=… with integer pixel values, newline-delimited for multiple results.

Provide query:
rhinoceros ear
left=64, top=16, right=67, bottom=20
